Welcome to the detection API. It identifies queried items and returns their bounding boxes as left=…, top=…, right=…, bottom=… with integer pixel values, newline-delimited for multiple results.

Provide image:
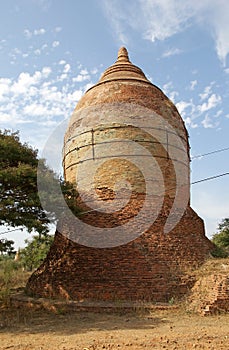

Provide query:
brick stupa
left=26, top=48, right=214, bottom=302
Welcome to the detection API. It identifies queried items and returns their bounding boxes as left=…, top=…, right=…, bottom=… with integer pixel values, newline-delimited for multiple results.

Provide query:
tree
left=0, top=130, right=50, bottom=234
left=211, top=218, right=229, bottom=257
left=20, top=235, right=54, bottom=270
left=0, top=239, right=15, bottom=256
left=0, top=130, right=79, bottom=238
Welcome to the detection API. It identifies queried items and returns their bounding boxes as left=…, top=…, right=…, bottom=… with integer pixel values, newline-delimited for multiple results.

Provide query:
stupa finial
left=117, top=47, right=130, bottom=62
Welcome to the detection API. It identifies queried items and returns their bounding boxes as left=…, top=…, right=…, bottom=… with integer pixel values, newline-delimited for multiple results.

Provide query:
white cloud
left=199, top=83, right=214, bottom=100
left=162, top=81, right=179, bottom=102
left=54, top=26, right=62, bottom=33
left=80, top=69, right=89, bottom=75
left=34, top=49, right=41, bottom=55
left=24, top=28, right=46, bottom=38
left=23, top=103, right=49, bottom=116
left=91, top=68, right=98, bottom=74
left=84, top=83, right=94, bottom=91
left=201, top=114, right=214, bottom=128
left=101, top=0, right=229, bottom=65
left=72, top=69, right=91, bottom=83
left=0, top=63, right=90, bottom=137
left=59, top=73, right=68, bottom=81
left=41, top=44, right=48, bottom=50
left=34, top=28, right=46, bottom=35
left=190, top=80, right=197, bottom=91
left=198, top=93, right=222, bottom=113
left=0, top=43, right=102, bottom=155
left=13, top=48, right=22, bottom=55
left=176, top=80, right=223, bottom=129
left=72, top=74, right=90, bottom=83
left=42, top=66, right=52, bottom=77
left=215, top=110, right=223, bottom=118
left=0, top=112, right=14, bottom=122
left=34, top=0, right=51, bottom=11
left=63, top=64, right=71, bottom=73
left=176, top=100, right=199, bottom=128
left=176, top=100, right=193, bottom=116
left=209, top=2, right=229, bottom=66
left=162, top=47, right=183, bottom=58
left=101, top=0, right=130, bottom=44
left=67, top=90, right=83, bottom=102
left=0, top=78, right=11, bottom=99
left=24, top=29, right=32, bottom=39
left=102, top=0, right=204, bottom=42
left=52, top=41, right=60, bottom=48
left=0, top=67, right=51, bottom=98
left=184, top=116, right=198, bottom=129
left=11, top=71, right=42, bottom=94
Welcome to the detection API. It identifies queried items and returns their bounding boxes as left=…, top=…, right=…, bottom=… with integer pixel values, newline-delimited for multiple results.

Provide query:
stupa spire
left=93, top=46, right=150, bottom=86
left=117, top=47, right=130, bottom=62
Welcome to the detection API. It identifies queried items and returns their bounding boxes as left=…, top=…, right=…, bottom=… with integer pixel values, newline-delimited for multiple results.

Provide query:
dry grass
left=0, top=259, right=31, bottom=305
left=192, top=257, right=229, bottom=277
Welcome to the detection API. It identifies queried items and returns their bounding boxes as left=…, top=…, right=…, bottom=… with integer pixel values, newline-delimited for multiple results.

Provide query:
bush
left=211, top=218, right=229, bottom=257
left=0, top=257, right=26, bottom=304
left=20, top=234, right=54, bottom=271
left=210, top=245, right=228, bottom=258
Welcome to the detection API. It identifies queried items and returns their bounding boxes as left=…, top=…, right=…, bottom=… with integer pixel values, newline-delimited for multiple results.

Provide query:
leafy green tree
left=0, top=130, right=50, bottom=234
left=0, top=130, right=79, bottom=238
left=211, top=218, right=229, bottom=257
left=20, top=235, right=54, bottom=270
left=0, top=239, right=15, bottom=256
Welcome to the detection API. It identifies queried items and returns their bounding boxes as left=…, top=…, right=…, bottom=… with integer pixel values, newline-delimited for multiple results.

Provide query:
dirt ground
left=0, top=306, right=229, bottom=350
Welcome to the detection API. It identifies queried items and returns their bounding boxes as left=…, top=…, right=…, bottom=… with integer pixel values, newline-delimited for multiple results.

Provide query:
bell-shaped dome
left=63, top=47, right=191, bottom=243
left=68, top=47, right=188, bottom=146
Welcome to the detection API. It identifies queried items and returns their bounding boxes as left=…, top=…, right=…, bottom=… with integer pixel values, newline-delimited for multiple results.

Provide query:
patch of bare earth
left=1, top=258, right=229, bottom=349
left=0, top=306, right=229, bottom=350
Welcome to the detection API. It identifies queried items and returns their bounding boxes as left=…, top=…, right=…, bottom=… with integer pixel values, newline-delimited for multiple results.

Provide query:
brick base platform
left=26, top=205, right=214, bottom=303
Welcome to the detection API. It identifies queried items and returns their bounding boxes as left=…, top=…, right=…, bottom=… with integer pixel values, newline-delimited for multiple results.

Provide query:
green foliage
left=0, top=257, right=18, bottom=303
left=211, top=218, right=229, bottom=257
left=210, top=245, right=228, bottom=258
left=168, top=297, right=175, bottom=305
left=20, top=234, right=54, bottom=271
left=0, top=129, right=80, bottom=238
left=0, top=257, right=30, bottom=304
left=38, top=160, right=80, bottom=220
left=218, top=218, right=229, bottom=232
left=0, top=130, right=49, bottom=234
left=0, top=239, right=15, bottom=256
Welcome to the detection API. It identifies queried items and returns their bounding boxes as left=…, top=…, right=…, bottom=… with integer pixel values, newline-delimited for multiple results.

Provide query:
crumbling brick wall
left=189, top=267, right=229, bottom=315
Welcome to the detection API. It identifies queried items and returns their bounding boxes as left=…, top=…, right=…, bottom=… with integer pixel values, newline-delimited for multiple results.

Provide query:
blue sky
left=0, top=0, right=228, bottom=248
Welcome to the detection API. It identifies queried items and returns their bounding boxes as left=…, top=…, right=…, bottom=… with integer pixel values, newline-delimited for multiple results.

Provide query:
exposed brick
left=189, top=272, right=229, bottom=315
left=26, top=47, right=214, bottom=303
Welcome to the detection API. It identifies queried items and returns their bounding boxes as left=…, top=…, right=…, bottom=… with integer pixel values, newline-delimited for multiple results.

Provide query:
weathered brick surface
left=26, top=47, right=214, bottom=302
left=189, top=271, right=229, bottom=315
left=26, top=201, right=214, bottom=302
